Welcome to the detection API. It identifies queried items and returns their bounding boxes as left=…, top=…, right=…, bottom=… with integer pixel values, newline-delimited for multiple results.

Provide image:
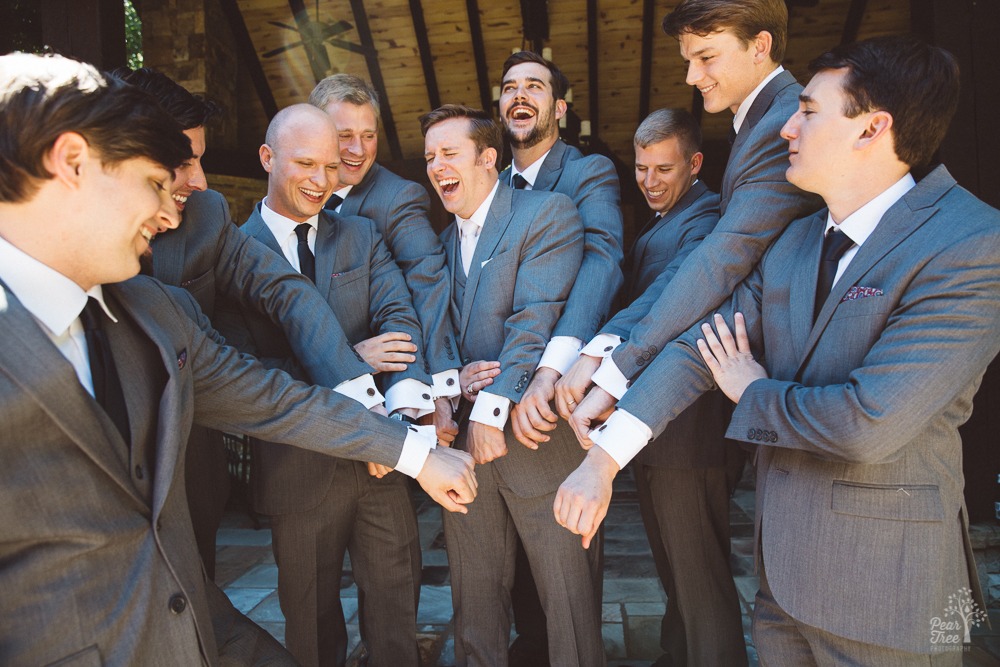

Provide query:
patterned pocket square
left=841, top=285, right=883, bottom=302
left=177, top=348, right=188, bottom=370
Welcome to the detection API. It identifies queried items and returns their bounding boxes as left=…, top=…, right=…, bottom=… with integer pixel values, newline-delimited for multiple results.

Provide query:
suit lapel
left=244, top=205, right=286, bottom=257
left=0, top=282, right=142, bottom=505
left=632, top=181, right=709, bottom=262
left=459, top=185, right=516, bottom=340
left=531, top=140, right=570, bottom=191
left=441, top=223, right=463, bottom=338
left=339, top=163, right=378, bottom=218
left=786, top=214, right=827, bottom=363
left=726, top=70, right=797, bottom=181
left=314, top=211, right=341, bottom=298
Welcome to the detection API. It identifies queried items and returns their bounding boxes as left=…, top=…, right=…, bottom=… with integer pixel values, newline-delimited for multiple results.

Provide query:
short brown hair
left=662, top=0, right=788, bottom=63
left=308, top=73, right=381, bottom=121
left=419, top=104, right=503, bottom=157
left=0, top=53, right=191, bottom=203
left=634, top=109, right=703, bottom=158
left=501, top=51, right=570, bottom=101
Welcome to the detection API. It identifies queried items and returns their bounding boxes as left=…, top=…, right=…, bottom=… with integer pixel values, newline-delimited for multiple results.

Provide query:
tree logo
left=929, top=587, right=987, bottom=650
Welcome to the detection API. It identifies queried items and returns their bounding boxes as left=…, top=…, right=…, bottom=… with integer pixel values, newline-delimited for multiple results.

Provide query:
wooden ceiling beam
left=638, top=0, right=655, bottom=123
left=218, top=0, right=278, bottom=119
left=409, top=0, right=441, bottom=110
left=348, top=0, right=402, bottom=160
left=465, top=0, right=493, bottom=112
left=841, top=0, right=870, bottom=44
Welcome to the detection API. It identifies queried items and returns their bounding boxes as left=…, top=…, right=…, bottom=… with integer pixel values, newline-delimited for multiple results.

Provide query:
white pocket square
left=481, top=258, right=493, bottom=268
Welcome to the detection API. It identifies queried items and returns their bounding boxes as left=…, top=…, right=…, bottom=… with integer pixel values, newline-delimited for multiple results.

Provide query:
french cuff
left=469, top=391, right=511, bottom=429
left=537, top=336, right=583, bottom=375
left=395, top=424, right=437, bottom=478
left=334, top=374, right=384, bottom=409
left=432, top=369, right=461, bottom=399
left=385, top=378, right=435, bottom=417
left=591, top=408, right=653, bottom=469
left=592, top=355, right=630, bottom=400
left=581, top=333, right=622, bottom=358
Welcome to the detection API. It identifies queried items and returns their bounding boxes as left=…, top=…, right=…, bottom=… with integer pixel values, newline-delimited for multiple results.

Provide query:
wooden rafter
left=348, top=0, right=402, bottom=160
left=409, top=0, right=441, bottom=110
left=638, top=0, right=655, bottom=123
left=218, top=0, right=278, bottom=119
left=465, top=0, right=493, bottom=112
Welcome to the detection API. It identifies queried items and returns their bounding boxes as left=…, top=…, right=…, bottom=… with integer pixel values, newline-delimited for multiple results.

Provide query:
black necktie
left=79, top=298, right=131, bottom=446
left=512, top=173, right=529, bottom=190
left=814, top=228, right=855, bottom=321
left=295, top=223, right=316, bottom=283
left=325, top=193, right=343, bottom=211
left=728, top=126, right=737, bottom=146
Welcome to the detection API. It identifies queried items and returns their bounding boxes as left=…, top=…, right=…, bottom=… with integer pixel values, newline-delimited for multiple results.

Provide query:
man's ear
left=690, top=151, right=704, bottom=177
left=752, top=31, right=773, bottom=65
left=857, top=110, right=893, bottom=149
left=43, top=132, right=90, bottom=188
left=259, top=144, right=274, bottom=173
left=482, top=146, right=498, bottom=171
left=555, top=98, right=568, bottom=120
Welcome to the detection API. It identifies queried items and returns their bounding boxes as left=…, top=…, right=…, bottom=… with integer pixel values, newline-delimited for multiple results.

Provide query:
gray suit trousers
left=270, top=461, right=421, bottom=667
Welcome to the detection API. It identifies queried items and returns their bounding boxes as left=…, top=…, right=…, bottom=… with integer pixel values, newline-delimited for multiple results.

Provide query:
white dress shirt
left=733, top=66, right=785, bottom=135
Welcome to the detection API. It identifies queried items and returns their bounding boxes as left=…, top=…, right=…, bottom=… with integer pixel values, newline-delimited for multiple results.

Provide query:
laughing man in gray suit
left=217, top=104, right=433, bottom=667
left=310, top=74, right=463, bottom=444
left=556, top=36, right=1000, bottom=666
left=0, top=53, right=476, bottom=666
left=558, top=0, right=821, bottom=430
left=421, top=106, right=603, bottom=667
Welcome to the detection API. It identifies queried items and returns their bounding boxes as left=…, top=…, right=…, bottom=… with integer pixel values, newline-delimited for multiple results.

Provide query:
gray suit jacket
left=619, top=166, right=1000, bottom=652
left=220, top=205, right=428, bottom=514
left=608, top=70, right=822, bottom=379
left=501, top=140, right=624, bottom=341
left=0, top=275, right=411, bottom=666
left=151, top=188, right=372, bottom=386
left=336, top=162, right=458, bottom=375
left=611, top=182, right=733, bottom=469
left=442, top=183, right=584, bottom=496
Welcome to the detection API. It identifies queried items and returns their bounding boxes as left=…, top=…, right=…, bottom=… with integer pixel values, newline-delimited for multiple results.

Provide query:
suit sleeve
left=163, top=284, right=227, bottom=347
left=380, top=180, right=459, bottom=375
left=551, top=155, right=625, bottom=342
left=609, top=103, right=820, bottom=382
left=603, top=199, right=719, bottom=339
left=207, top=200, right=376, bottom=387
left=491, top=194, right=585, bottom=401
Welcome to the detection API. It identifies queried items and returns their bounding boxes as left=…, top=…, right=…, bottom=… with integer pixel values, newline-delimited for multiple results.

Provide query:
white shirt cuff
left=469, top=390, right=511, bottom=429
left=592, top=356, right=630, bottom=400
left=581, top=334, right=622, bottom=358
left=432, top=369, right=461, bottom=398
left=395, top=424, right=437, bottom=478
left=537, top=336, right=583, bottom=375
left=334, top=374, right=384, bottom=409
left=385, top=378, right=435, bottom=417
left=591, top=408, right=653, bottom=469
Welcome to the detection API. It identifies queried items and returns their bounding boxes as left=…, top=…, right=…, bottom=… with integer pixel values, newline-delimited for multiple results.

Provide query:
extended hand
left=511, top=367, right=560, bottom=449
left=553, top=446, right=620, bottom=549
left=416, top=446, right=478, bottom=513
left=459, top=360, right=501, bottom=402
left=568, top=386, right=617, bottom=449
left=432, top=397, right=458, bottom=446
left=467, top=421, right=508, bottom=464
left=555, top=354, right=601, bottom=420
left=354, top=332, right=417, bottom=373
left=696, top=313, right=767, bottom=403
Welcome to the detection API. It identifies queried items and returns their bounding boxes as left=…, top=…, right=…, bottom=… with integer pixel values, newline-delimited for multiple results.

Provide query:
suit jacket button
left=422, top=393, right=431, bottom=401
left=770, top=432, right=778, bottom=443
left=169, top=594, right=187, bottom=614
left=446, top=378, right=455, bottom=386
left=747, top=428, right=755, bottom=440
left=134, top=465, right=144, bottom=480
left=649, top=345, right=657, bottom=354
left=493, top=407, right=501, bottom=417
left=366, top=388, right=376, bottom=397
left=636, top=358, right=644, bottom=367
left=642, top=351, right=651, bottom=360
left=625, top=380, right=632, bottom=389
left=604, top=346, right=613, bottom=352
left=755, top=429, right=764, bottom=440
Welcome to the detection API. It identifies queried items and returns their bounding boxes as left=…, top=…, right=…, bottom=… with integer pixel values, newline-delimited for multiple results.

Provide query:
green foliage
left=124, top=0, right=143, bottom=69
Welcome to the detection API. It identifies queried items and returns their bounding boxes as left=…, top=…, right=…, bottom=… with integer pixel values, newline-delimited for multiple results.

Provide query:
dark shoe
left=508, top=635, right=550, bottom=667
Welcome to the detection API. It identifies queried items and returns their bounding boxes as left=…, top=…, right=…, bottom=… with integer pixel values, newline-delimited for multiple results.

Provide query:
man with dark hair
left=556, top=35, right=998, bottom=665
left=420, top=105, right=603, bottom=666
left=309, top=74, right=457, bottom=441
left=0, top=52, right=477, bottom=666
left=600, top=108, right=747, bottom=666
left=557, top=0, right=821, bottom=447
left=115, top=67, right=392, bottom=578
left=217, top=104, right=432, bottom=667
left=496, top=50, right=624, bottom=666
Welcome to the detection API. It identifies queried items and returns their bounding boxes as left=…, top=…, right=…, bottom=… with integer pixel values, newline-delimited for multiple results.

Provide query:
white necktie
left=460, top=218, right=479, bottom=276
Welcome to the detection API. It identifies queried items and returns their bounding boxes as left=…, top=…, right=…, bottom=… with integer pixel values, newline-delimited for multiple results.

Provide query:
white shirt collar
left=457, top=181, right=501, bottom=237
left=733, top=65, right=784, bottom=135
left=260, top=197, right=320, bottom=241
left=510, top=148, right=552, bottom=189
left=824, top=173, right=917, bottom=245
left=0, top=235, right=114, bottom=336
left=332, top=184, right=353, bottom=201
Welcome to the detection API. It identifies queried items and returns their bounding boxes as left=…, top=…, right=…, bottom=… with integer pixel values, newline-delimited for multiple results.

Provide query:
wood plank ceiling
left=223, top=0, right=909, bottom=166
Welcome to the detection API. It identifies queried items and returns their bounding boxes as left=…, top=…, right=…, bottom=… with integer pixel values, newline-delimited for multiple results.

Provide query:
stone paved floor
left=217, top=468, right=1000, bottom=666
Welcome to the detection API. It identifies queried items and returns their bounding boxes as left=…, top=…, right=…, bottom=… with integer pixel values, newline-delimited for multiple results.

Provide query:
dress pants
left=269, top=460, right=422, bottom=667
left=185, top=423, right=231, bottom=580
left=635, top=461, right=747, bottom=666
left=442, top=446, right=605, bottom=667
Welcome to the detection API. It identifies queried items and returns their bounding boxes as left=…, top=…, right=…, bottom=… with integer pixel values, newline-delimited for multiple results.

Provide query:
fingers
left=733, top=312, right=751, bottom=354
left=712, top=313, right=739, bottom=357
left=510, top=404, right=542, bottom=449
left=467, top=360, right=501, bottom=374
left=366, top=462, right=393, bottom=478
left=554, top=355, right=599, bottom=420
left=436, top=419, right=458, bottom=446
left=568, top=410, right=595, bottom=450
left=369, top=404, right=388, bottom=417
left=555, top=386, right=583, bottom=421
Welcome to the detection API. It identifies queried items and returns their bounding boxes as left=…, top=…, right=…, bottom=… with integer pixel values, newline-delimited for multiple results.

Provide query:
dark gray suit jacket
left=608, top=70, right=822, bottom=379
left=151, top=188, right=372, bottom=386
left=501, top=140, right=624, bottom=341
left=442, top=183, right=584, bottom=497
left=619, top=166, right=1000, bottom=653
left=335, top=162, right=458, bottom=375
left=219, top=205, right=428, bottom=514
left=0, top=275, right=410, bottom=666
